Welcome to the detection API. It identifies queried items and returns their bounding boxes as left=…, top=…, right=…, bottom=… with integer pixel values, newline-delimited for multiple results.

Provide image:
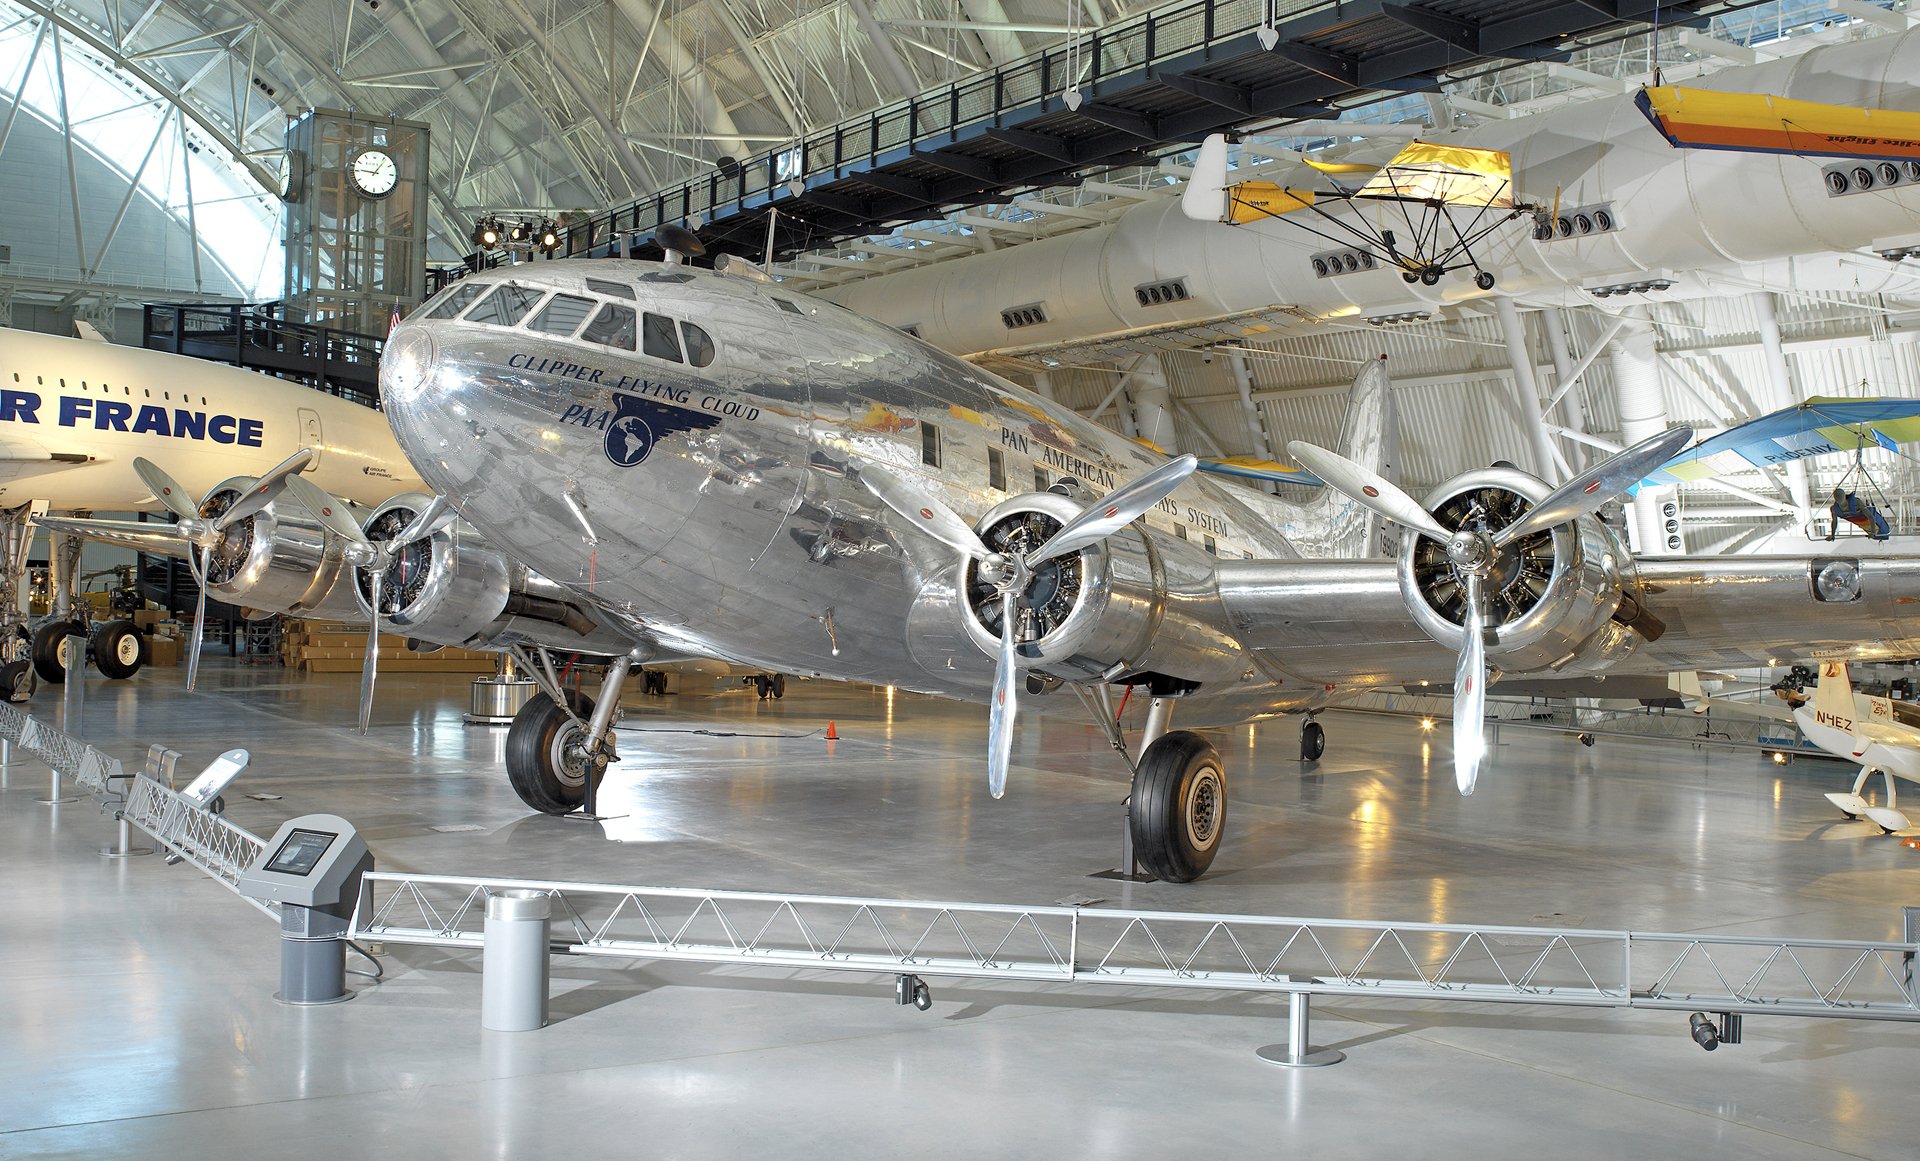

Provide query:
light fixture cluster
left=1366, top=310, right=1431, bottom=326
left=1586, top=278, right=1673, bottom=297
left=471, top=215, right=562, bottom=255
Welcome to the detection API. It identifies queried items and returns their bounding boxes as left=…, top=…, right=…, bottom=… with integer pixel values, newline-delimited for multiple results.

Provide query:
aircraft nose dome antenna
left=655, top=224, right=707, bottom=267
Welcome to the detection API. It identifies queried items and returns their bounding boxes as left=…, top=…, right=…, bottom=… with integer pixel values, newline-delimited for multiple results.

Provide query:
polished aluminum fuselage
left=382, top=261, right=1920, bottom=726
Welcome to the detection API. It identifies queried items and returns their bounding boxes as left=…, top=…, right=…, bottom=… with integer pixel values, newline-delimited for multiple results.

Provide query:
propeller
left=286, top=478, right=458, bottom=733
left=862, top=454, right=1200, bottom=798
left=1286, top=425, right=1692, bottom=795
left=213, top=448, right=314, bottom=531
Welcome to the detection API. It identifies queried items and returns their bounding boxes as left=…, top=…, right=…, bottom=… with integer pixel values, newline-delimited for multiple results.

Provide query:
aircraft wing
left=1665, top=672, right=1797, bottom=723
left=1636, top=397, right=1920, bottom=490
left=1213, top=552, right=1920, bottom=689
left=33, top=514, right=187, bottom=559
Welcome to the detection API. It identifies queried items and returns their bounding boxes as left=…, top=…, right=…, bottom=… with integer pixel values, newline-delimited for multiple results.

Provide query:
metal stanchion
left=1255, top=988, right=1345, bottom=1068
left=482, top=890, right=552, bottom=1031
left=102, top=802, right=153, bottom=859
left=61, top=633, right=84, bottom=739
left=1, top=736, right=11, bottom=787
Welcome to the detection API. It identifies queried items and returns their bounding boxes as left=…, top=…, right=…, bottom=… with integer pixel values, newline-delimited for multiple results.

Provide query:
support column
left=1493, top=296, right=1562, bottom=484
left=1608, top=312, right=1676, bottom=554
left=1539, top=309, right=1590, bottom=472
left=1229, top=354, right=1279, bottom=492
left=1128, top=355, right=1179, bottom=454
left=1748, top=292, right=1814, bottom=530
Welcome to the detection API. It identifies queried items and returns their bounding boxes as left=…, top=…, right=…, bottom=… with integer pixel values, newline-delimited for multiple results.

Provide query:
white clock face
left=351, top=149, right=398, bottom=198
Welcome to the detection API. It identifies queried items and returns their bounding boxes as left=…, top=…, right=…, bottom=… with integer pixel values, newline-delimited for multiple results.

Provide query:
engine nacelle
left=956, top=492, right=1246, bottom=689
left=1399, top=467, right=1641, bottom=675
left=352, top=493, right=636, bottom=658
left=198, top=476, right=361, bottom=621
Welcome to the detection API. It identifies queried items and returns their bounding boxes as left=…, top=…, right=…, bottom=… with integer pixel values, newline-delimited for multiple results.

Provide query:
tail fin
left=1250, top=355, right=1402, bottom=557
left=1813, top=662, right=1855, bottom=722
left=1181, top=134, right=1232, bottom=223
left=1669, top=671, right=1708, bottom=713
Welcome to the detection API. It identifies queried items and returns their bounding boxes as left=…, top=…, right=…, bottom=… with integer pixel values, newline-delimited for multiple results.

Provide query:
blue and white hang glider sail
left=1635, top=397, right=1920, bottom=491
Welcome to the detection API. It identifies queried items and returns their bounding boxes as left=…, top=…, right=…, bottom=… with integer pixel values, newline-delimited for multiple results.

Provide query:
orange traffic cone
left=825, top=720, right=839, bottom=740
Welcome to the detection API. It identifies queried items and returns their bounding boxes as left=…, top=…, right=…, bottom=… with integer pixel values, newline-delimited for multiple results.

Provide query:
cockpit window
left=581, top=303, right=636, bottom=350
left=773, top=298, right=803, bottom=315
left=527, top=294, right=596, bottom=337
left=586, top=278, right=635, bottom=300
left=642, top=312, right=683, bottom=363
left=463, top=284, right=543, bottom=327
left=681, top=321, right=715, bottom=368
left=424, top=282, right=484, bottom=320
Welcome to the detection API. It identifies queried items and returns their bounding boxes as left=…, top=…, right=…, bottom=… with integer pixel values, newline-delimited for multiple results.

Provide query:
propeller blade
left=986, top=588, right=1019, bottom=799
left=394, top=494, right=456, bottom=546
left=1453, top=571, right=1487, bottom=796
left=1492, top=426, right=1695, bottom=548
left=214, top=448, right=315, bottom=531
left=1028, top=454, right=1200, bottom=567
left=285, top=477, right=371, bottom=548
left=1286, top=441, right=1451, bottom=543
left=357, top=567, right=381, bottom=734
left=859, top=463, right=993, bottom=560
left=134, top=457, right=201, bottom=522
left=185, top=548, right=208, bottom=692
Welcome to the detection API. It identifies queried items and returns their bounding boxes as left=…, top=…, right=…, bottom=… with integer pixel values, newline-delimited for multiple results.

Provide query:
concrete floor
left=2, top=658, right=1918, bottom=1159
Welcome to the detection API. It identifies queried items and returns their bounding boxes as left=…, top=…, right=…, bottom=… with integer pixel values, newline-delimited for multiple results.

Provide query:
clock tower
left=282, top=109, right=430, bottom=337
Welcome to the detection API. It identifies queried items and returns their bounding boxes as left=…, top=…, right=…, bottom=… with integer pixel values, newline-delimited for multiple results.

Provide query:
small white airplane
left=0, top=326, right=421, bottom=695
left=1673, top=663, right=1920, bottom=832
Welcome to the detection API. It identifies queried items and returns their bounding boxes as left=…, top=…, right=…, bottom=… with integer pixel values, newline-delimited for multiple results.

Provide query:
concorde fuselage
left=0, top=328, right=421, bottom=510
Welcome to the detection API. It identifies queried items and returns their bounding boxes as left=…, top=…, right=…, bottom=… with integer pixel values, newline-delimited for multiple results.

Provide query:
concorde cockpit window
left=581, top=303, right=636, bottom=350
left=527, top=294, right=596, bottom=338
left=642, top=311, right=683, bottom=363
left=681, top=321, right=715, bottom=368
left=463, top=284, right=543, bottom=327
left=586, top=277, right=635, bottom=300
left=424, top=282, right=484, bottom=320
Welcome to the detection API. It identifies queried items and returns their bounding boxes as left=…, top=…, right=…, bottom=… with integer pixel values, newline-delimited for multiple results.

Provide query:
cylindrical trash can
left=482, top=889, right=551, bottom=1031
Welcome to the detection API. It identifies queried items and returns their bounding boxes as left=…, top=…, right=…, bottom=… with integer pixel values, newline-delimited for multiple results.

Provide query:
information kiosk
left=236, top=814, right=375, bottom=1004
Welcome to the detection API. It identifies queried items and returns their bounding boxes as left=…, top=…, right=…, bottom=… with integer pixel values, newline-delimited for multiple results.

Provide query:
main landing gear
left=502, top=646, right=632, bottom=815
left=1826, top=766, right=1912, bottom=833
left=1080, top=688, right=1226, bottom=884
left=16, top=522, right=148, bottom=688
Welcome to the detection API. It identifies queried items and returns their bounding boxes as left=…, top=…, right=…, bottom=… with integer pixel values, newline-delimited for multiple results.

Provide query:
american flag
left=387, top=303, right=403, bottom=335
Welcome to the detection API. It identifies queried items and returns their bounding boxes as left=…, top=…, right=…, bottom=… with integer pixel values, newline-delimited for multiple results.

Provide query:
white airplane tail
left=1813, top=662, right=1855, bottom=723
left=1180, top=134, right=1232, bottom=223
left=1242, top=356, right=1402, bottom=557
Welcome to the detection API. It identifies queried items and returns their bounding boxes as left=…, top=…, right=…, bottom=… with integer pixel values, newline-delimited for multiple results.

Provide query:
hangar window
left=586, top=278, right=635, bottom=300
left=463, top=284, right=543, bottom=327
left=527, top=294, right=596, bottom=337
left=425, top=282, right=485, bottom=320
left=582, top=304, right=635, bottom=351
left=642, top=312, right=683, bottom=362
left=681, top=322, right=715, bottom=368
left=921, top=422, right=941, bottom=468
left=988, top=447, right=1006, bottom=491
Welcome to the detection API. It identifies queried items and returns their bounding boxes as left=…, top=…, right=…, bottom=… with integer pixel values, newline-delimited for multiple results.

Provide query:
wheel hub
left=1186, top=769, right=1222, bottom=849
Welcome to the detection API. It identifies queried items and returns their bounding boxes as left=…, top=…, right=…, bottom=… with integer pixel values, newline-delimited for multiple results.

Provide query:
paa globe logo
left=600, top=391, right=722, bottom=468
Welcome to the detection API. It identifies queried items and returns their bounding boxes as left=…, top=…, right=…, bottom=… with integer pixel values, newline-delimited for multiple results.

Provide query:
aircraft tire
left=0, top=658, right=33, bottom=702
left=31, top=620, right=83, bottom=684
left=1300, top=720, right=1326, bottom=762
left=505, top=690, right=603, bottom=814
left=91, top=621, right=147, bottom=680
left=771, top=674, right=786, bottom=699
left=754, top=675, right=771, bottom=699
left=1129, top=731, right=1226, bottom=883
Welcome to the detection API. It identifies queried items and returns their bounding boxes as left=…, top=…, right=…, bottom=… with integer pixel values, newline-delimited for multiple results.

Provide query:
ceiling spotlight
left=508, top=221, right=529, bottom=244
left=473, top=216, right=501, bottom=249
left=538, top=220, right=560, bottom=254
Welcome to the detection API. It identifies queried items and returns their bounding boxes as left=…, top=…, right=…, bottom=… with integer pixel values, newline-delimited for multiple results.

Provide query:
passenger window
left=527, top=294, right=596, bottom=337
left=920, top=422, right=941, bottom=468
left=641, top=312, right=682, bottom=362
left=1033, top=466, right=1049, bottom=491
left=426, top=283, right=484, bottom=320
left=1174, top=523, right=1188, bottom=540
left=581, top=304, right=636, bottom=350
left=680, top=321, right=715, bottom=368
left=462, top=285, right=543, bottom=327
left=1203, top=534, right=1217, bottom=556
left=773, top=299, right=802, bottom=314
left=988, top=447, right=1006, bottom=491
left=586, top=278, right=635, bottom=300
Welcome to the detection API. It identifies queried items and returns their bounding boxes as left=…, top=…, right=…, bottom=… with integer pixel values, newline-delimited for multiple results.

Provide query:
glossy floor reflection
left=3, top=659, right=1918, bottom=1159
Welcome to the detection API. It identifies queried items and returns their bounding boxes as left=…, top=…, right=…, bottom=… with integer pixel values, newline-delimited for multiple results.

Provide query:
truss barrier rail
left=1333, top=695, right=1813, bottom=754
left=120, top=775, right=275, bottom=918
left=353, top=873, right=1920, bottom=1024
left=0, top=701, right=125, bottom=798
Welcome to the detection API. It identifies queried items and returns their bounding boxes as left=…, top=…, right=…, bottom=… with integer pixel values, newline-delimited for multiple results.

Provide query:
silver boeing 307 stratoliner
left=68, top=255, right=1920, bottom=883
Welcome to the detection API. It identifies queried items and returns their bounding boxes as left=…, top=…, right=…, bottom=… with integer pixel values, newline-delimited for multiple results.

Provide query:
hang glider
left=1182, top=133, right=1533, bottom=289
left=1635, top=86, right=1920, bottom=161
left=1195, top=456, right=1324, bottom=487
left=1636, top=396, right=1920, bottom=490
